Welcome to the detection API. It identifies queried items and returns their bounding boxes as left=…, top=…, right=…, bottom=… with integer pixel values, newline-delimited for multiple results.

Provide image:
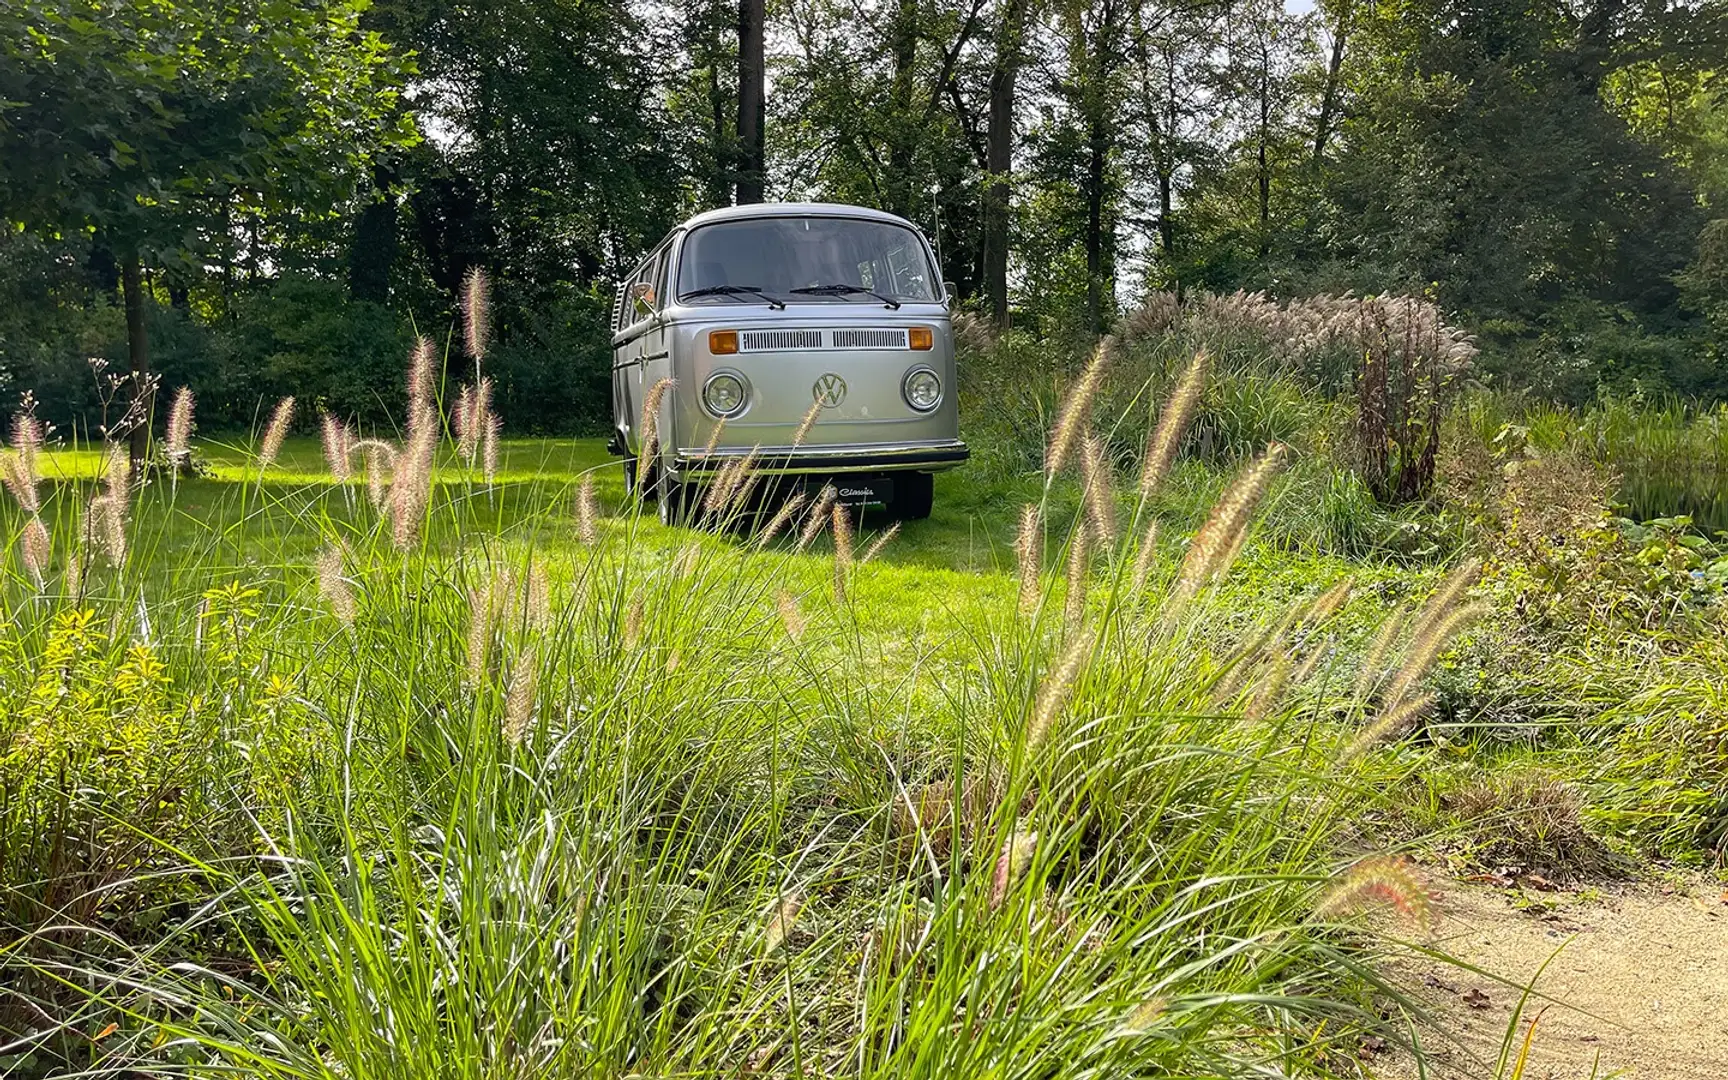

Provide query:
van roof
left=679, top=202, right=921, bottom=231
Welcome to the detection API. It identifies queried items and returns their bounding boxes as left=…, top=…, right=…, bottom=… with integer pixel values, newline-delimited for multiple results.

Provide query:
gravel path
left=1383, top=879, right=1728, bottom=1079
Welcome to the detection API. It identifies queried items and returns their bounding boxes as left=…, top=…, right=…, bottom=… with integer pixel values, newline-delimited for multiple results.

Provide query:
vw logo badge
left=813, top=373, right=847, bottom=408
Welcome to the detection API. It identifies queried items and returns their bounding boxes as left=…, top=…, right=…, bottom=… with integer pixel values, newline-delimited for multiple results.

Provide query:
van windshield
left=677, top=216, right=938, bottom=304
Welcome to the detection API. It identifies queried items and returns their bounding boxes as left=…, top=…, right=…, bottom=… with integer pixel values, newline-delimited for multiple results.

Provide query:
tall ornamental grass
left=0, top=324, right=1491, bottom=1079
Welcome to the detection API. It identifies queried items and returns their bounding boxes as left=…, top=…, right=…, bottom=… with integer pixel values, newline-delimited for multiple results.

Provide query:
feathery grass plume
left=259, top=396, right=295, bottom=470
left=763, top=890, right=803, bottom=954
left=65, top=551, right=83, bottom=596
left=453, top=383, right=478, bottom=462
left=1129, top=518, right=1160, bottom=596
left=1014, top=504, right=1042, bottom=614
left=1080, top=435, right=1116, bottom=546
left=482, top=411, right=502, bottom=484
left=319, top=412, right=351, bottom=481
left=20, top=516, right=50, bottom=584
left=408, top=336, right=438, bottom=416
left=518, top=561, right=551, bottom=633
left=103, top=439, right=130, bottom=503
left=462, top=267, right=490, bottom=364
left=1407, top=558, right=1482, bottom=646
left=831, top=503, right=854, bottom=601
left=1063, top=521, right=1090, bottom=631
left=1353, top=610, right=1407, bottom=702
left=1169, top=442, right=1287, bottom=609
left=1, top=454, right=37, bottom=514
left=709, top=446, right=761, bottom=518
left=1306, top=580, right=1353, bottom=625
left=776, top=589, right=806, bottom=641
left=391, top=416, right=438, bottom=549
left=796, top=486, right=837, bottom=552
left=315, top=544, right=355, bottom=625
left=503, top=650, right=538, bottom=747
left=1027, top=631, right=1091, bottom=750
left=466, top=572, right=499, bottom=682
left=575, top=476, right=600, bottom=544
left=1313, top=854, right=1434, bottom=928
left=791, top=399, right=823, bottom=447
left=1341, top=693, right=1434, bottom=763
left=10, top=410, right=41, bottom=478
left=861, top=523, right=900, bottom=564
left=635, top=377, right=675, bottom=489
left=1111, top=998, right=1170, bottom=1038
left=1290, top=645, right=1329, bottom=690
left=351, top=439, right=397, bottom=511
left=704, top=459, right=743, bottom=515
left=89, top=496, right=126, bottom=566
left=755, top=492, right=807, bottom=548
left=701, top=417, right=727, bottom=457
left=623, top=593, right=645, bottom=651
left=673, top=540, right=702, bottom=579
left=1139, top=349, right=1210, bottom=496
left=1245, top=654, right=1294, bottom=722
left=165, top=388, right=195, bottom=468
left=1381, top=602, right=1486, bottom=708
left=988, top=831, right=1039, bottom=909
left=1045, top=339, right=1110, bottom=476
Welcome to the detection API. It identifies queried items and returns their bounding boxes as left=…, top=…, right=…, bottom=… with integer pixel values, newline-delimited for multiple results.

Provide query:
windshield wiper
left=681, top=284, right=786, bottom=310
left=788, top=283, right=902, bottom=310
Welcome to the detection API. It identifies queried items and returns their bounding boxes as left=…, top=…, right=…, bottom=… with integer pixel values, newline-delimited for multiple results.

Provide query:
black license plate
left=831, top=479, right=892, bottom=506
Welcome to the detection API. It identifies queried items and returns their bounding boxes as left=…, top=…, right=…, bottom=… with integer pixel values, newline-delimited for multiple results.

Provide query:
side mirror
left=631, top=281, right=657, bottom=316
left=943, top=281, right=957, bottom=308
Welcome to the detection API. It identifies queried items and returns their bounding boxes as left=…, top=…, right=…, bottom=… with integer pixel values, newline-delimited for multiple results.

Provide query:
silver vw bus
left=608, top=203, right=967, bottom=522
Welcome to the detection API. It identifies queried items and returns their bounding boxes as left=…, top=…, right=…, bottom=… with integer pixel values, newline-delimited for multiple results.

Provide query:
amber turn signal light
left=908, top=326, right=934, bottom=351
left=709, top=330, right=739, bottom=355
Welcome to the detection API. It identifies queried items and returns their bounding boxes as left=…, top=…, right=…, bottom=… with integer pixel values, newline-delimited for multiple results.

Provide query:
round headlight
left=903, top=367, right=942, bottom=412
left=703, top=372, right=747, bottom=417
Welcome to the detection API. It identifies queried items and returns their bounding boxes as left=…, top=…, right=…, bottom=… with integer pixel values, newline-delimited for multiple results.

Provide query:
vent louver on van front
left=740, top=329, right=823, bottom=352
left=831, top=328, right=909, bottom=349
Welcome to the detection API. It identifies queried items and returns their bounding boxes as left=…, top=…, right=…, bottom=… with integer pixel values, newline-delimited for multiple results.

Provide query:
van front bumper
left=672, top=439, right=968, bottom=479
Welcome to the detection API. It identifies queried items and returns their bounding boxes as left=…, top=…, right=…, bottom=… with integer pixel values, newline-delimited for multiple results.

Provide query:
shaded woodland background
left=2, top=0, right=1726, bottom=437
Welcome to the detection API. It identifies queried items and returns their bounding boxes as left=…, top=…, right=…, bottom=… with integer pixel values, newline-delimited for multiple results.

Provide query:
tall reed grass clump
left=0, top=331, right=1483, bottom=1079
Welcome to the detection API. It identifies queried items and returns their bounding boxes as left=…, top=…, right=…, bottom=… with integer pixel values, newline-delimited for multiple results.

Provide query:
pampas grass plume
left=635, top=377, right=675, bottom=488
left=320, top=412, right=351, bottom=481
left=1314, top=854, right=1434, bottom=928
left=1027, top=632, right=1090, bottom=750
left=1169, top=442, right=1287, bottom=609
left=1063, top=521, right=1090, bottom=631
left=20, top=516, right=50, bottom=584
left=756, top=492, right=807, bottom=548
left=1081, top=435, right=1116, bottom=546
left=861, top=523, right=899, bottom=564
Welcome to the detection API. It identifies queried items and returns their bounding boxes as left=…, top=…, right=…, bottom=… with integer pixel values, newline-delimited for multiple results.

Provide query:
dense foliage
left=3, top=0, right=1726, bottom=439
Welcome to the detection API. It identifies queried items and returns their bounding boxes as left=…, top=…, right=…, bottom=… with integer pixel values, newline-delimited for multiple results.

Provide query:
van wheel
left=889, top=472, right=934, bottom=520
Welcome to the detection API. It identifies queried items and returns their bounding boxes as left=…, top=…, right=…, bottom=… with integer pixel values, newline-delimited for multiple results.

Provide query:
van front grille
left=831, top=328, right=909, bottom=350
left=740, top=329, right=823, bottom=352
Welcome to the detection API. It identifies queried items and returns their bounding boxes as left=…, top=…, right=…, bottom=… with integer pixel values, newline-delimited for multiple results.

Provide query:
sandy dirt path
left=1382, top=879, right=1728, bottom=1079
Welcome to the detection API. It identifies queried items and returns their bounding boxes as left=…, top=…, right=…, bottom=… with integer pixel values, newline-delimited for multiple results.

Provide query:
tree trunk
left=1311, top=0, right=1350, bottom=167
left=885, top=0, right=921, bottom=218
left=121, top=252, right=153, bottom=468
left=736, top=0, right=766, bottom=204
left=983, top=0, right=1028, bottom=327
left=1257, top=54, right=1271, bottom=260
left=1085, top=115, right=1109, bottom=334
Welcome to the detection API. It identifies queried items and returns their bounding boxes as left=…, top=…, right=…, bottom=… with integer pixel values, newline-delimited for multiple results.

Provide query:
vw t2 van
left=608, top=203, right=967, bottom=523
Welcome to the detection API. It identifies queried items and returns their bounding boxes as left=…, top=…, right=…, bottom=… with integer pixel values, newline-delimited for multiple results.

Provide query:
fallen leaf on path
left=1463, top=988, right=1492, bottom=1010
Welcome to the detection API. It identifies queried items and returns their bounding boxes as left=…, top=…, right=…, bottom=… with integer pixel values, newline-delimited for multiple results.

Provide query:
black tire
left=889, top=471, right=934, bottom=520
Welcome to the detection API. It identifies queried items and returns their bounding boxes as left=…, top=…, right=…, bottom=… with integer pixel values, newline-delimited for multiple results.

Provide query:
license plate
left=832, top=479, right=892, bottom=506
